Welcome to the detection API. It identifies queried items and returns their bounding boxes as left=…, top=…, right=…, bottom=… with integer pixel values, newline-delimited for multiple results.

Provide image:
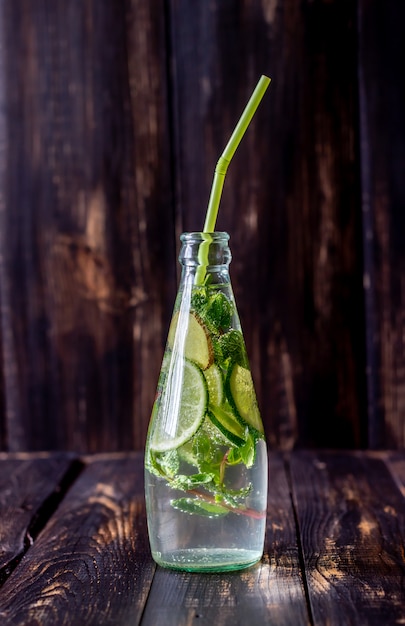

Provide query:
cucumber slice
left=168, top=311, right=213, bottom=370
left=204, top=363, right=223, bottom=406
left=226, top=364, right=264, bottom=435
left=208, top=405, right=247, bottom=447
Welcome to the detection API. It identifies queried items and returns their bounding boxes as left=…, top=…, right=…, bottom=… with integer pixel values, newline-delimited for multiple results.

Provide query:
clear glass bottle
left=144, top=232, right=267, bottom=572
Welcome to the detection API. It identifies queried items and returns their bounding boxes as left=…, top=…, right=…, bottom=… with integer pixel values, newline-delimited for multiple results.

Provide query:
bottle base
left=152, top=548, right=263, bottom=573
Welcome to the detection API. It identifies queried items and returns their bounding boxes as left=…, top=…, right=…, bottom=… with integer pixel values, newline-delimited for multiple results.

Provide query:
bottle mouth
left=179, top=232, right=231, bottom=267
left=180, top=232, right=230, bottom=243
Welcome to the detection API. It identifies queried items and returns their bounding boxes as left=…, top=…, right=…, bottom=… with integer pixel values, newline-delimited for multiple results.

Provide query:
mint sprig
left=146, top=284, right=265, bottom=520
left=147, top=418, right=259, bottom=518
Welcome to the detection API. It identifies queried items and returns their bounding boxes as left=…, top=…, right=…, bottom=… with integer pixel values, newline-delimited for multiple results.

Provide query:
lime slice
left=204, top=363, right=223, bottom=406
left=150, top=359, right=208, bottom=452
left=226, top=364, right=264, bottom=434
left=168, top=311, right=213, bottom=370
left=208, top=405, right=247, bottom=446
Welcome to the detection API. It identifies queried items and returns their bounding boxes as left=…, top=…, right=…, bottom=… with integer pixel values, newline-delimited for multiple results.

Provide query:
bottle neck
left=179, top=232, right=232, bottom=286
left=179, top=232, right=232, bottom=268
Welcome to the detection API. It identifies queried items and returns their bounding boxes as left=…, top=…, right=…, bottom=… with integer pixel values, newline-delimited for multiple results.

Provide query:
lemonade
left=144, top=232, right=268, bottom=572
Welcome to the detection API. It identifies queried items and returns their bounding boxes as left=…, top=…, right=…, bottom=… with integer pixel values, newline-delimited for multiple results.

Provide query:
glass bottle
left=144, top=232, right=267, bottom=572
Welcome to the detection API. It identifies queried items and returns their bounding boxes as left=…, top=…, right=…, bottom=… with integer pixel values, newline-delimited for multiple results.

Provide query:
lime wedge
left=168, top=311, right=213, bottom=370
left=150, top=359, right=208, bottom=452
left=208, top=405, right=247, bottom=446
left=204, top=363, right=223, bottom=406
left=226, top=364, right=264, bottom=434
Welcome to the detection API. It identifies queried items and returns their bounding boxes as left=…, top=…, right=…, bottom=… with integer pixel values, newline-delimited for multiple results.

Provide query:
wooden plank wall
left=0, top=0, right=402, bottom=453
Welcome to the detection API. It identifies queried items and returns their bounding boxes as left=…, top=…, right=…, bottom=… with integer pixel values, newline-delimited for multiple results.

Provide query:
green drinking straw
left=196, top=74, right=271, bottom=284
left=203, top=74, right=271, bottom=233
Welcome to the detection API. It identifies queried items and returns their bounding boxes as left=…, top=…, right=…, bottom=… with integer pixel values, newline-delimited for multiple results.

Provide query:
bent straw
left=203, top=74, right=271, bottom=233
left=196, top=75, right=271, bottom=284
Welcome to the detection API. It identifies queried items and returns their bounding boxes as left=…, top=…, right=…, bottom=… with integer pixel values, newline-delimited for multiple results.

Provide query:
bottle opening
left=179, top=232, right=231, bottom=268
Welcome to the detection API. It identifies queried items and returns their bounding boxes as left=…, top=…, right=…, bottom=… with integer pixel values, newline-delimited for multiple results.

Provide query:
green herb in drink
left=145, top=283, right=264, bottom=519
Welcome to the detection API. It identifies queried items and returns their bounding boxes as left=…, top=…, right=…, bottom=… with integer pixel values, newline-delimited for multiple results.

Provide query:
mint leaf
left=227, top=432, right=256, bottom=468
left=147, top=449, right=179, bottom=478
left=172, top=497, right=229, bottom=517
left=218, top=330, right=249, bottom=367
left=239, top=432, right=256, bottom=467
left=204, top=292, right=233, bottom=332
left=171, top=472, right=214, bottom=491
left=191, top=288, right=233, bottom=335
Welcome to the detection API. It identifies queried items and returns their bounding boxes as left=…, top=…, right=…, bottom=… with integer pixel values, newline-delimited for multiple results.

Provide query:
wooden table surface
left=0, top=449, right=404, bottom=625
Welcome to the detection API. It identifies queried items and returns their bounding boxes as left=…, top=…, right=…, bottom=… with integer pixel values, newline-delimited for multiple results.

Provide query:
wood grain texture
left=0, top=451, right=404, bottom=624
left=358, top=0, right=405, bottom=447
left=141, top=452, right=309, bottom=626
left=290, top=451, right=405, bottom=625
left=168, top=0, right=366, bottom=450
left=0, top=0, right=136, bottom=451
left=0, top=0, right=175, bottom=452
left=0, top=0, right=403, bottom=452
left=0, top=454, right=77, bottom=574
left=0, top=453, right=154, bottom=626
left=125, top=0, right=177, bottom=450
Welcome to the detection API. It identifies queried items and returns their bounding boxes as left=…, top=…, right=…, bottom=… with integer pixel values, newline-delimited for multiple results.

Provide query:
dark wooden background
left=0, top=0, right=403, bottom=453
